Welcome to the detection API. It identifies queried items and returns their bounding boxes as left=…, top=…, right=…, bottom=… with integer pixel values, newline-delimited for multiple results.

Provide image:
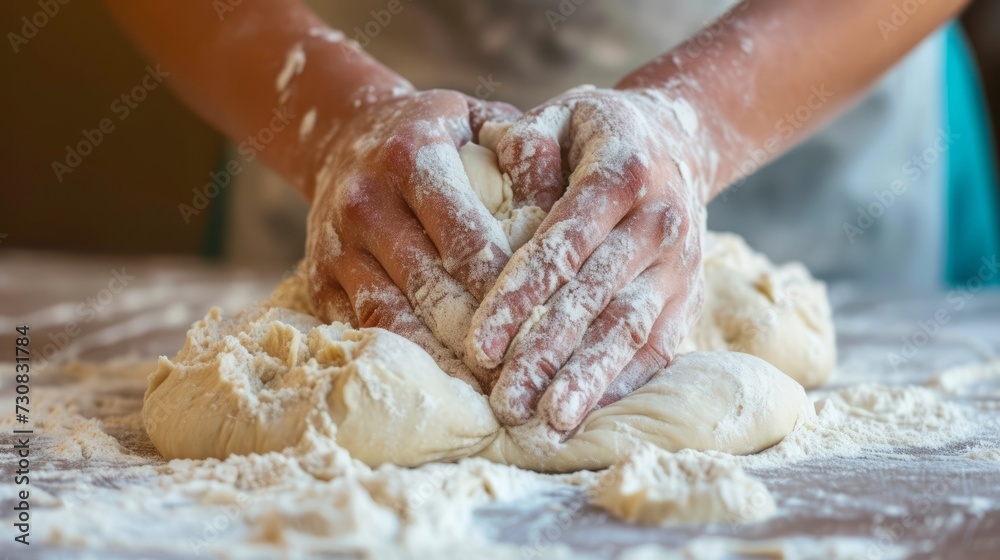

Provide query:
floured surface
left=2, top=255, right=1000, bottom=559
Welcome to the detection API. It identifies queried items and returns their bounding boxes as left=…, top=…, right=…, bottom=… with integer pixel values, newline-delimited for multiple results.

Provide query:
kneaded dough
left=458, top=142, right=507, bottom=215
left=457, top=141, right=546, bottom=253
left=144, top=273, right=814, bottom=472
left=143, top=140, right=831, bottom=472
left=678, top=233, right=836, bottom=388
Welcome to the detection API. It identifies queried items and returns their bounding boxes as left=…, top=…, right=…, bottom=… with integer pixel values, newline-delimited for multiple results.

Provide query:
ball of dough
left=143, top=300, right=500, bottom=466
left=481, top=351, right=815, bottom=471
left=679, top=232, right=837, bottom=389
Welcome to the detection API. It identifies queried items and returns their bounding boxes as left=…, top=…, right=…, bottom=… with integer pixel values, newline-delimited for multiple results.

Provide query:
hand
left=306, top=89, right=520, bottom=389
left=467, top=86, right=710, bottom=436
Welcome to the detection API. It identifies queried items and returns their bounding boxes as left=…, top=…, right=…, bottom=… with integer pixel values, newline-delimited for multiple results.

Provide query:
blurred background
left=1, top=1, right=998, bottom=270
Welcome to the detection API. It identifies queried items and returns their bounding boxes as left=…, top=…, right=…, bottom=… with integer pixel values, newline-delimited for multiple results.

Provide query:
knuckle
left=444, top=237, right=487, bottom=269
left=644, top=345, right=671, bottom=371
left=490, top=381, right=532, bottom=425
left=429, top=88, right=467, bottom=108
left=336, top=183, right=381, bottom=229
left=624, top=318, right=650, bottom=350
left=534, top=351, right=563, bottom=384
left=355, top=295, right=402, bottom=330
left=375, top=130, right=418, bottom=173
left=649, top=202, right=690, bottom=248
left=620, top=159, right=652, bottom=202
left=443, top=241, right=505, bottom=297
left=306, top=262, right=354, bottom=326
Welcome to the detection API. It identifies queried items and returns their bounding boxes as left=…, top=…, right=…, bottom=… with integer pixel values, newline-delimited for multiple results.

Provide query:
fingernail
left=490, top=393, right=525, bottom=426
left=473, top=330, right=506, bottom=369
left=544, top=384, right=589, bottom=434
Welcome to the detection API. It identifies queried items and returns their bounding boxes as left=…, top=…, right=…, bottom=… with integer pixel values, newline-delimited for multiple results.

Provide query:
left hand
left=466, top=86, right=712, bottom=438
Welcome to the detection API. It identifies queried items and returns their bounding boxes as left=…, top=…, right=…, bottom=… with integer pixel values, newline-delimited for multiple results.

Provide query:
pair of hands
left=306, top=85, right=707, bottom=439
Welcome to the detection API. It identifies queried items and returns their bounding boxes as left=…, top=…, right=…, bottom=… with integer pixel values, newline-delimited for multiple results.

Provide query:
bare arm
left=617, top=0, right=972, bottom=200
left=102, top=0, right=408, bottom=201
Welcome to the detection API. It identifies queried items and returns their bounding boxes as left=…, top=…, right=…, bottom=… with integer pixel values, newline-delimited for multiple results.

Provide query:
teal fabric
left=943, top=23, right=1000, bottom=286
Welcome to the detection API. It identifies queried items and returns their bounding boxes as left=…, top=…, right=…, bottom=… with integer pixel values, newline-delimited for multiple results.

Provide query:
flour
left=591, top=444, right=775, bottom=525
left=299, top=107, right=317, bottom=140
left=961, top=448, right=1000, bottom=461
left=925, top=360, right=1000, bottom=397
left=740, top=383, right=977, bottom=469
left=275, top=42, right=306, bottom=95
left=618, top=537, right=908, bottom=560
left=12, top=352, right=996, bottom=558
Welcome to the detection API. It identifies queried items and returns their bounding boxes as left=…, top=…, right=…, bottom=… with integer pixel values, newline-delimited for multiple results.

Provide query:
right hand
left=466, top=86, right=709, bottom=435
left=305, top=89, right=520, bottom=389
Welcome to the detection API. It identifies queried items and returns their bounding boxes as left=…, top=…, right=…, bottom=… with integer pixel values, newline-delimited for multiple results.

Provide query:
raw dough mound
left=142, top=301, right=498, bottom=466
left=591, top=444, right=775, bottom=525
left=144, top=275, right=815, bottom=473
left=678, top=232, right=836, bottom=388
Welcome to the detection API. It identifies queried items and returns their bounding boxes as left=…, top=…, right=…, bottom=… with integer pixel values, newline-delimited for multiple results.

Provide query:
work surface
left=1, top=252, right=999, bottom=559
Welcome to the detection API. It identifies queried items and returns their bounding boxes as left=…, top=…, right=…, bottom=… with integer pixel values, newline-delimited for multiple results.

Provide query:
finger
left=487, top=202, right=676, bottom=424
left=310, top=279, right=356, bottom=327
left=495, top=104, right=570, bottom=212
left=468, top=149, right=649, bottom=369
left=530, top=265, right=667, bottom=432
left=344, top=180, right=491, bottom=383
left=465, top=97, right=521, bottom=143
left=306, top=219, right=357, bottom=327
left=595, top=345, right=664, bottom=410
left=380, top=125, right=513, bottom=301
left=332, top=248, right=481, bottom=390
left=540, top=264, right=705, bottom=433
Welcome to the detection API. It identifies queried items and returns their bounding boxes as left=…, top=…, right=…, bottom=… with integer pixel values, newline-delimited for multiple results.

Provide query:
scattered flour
left=275, top=42, right=306, bottom=96
left=8, top=353, right=994, bottom=557
left=961, top=448, right=1000, bottom=461
left=299, top=107, right=317, bottom=140
left=591, top=444, right=775, bottom=525
left=925, top=360, right=1000, bottom=397
left=741, top=383, right=977, bottom=469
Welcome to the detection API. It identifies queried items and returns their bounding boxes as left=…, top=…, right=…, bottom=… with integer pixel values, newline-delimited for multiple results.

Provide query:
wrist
left=277, top=35, right=413, bottom=200
left=613, top=80, right=727, bottom=206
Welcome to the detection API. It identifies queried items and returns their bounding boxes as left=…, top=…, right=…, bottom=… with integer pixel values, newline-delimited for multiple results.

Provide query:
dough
left=144, top=273, right=814, bottom=472
left=143, top=140, right=831, bottom=473
left=590, top=444, right=775, bottom=525
left=678, top=233, right=836, bottom=389
left=458, top=142, right=507, bottom=215
left=457, top=141, right=547, bottom=253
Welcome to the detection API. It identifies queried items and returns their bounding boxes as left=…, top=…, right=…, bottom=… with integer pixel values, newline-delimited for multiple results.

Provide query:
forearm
left=103, top=0, right=411, bottom=200
left=616, top=0, right=970, bottom=201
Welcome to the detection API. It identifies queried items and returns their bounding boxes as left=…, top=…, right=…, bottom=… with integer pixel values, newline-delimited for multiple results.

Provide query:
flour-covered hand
left=307, top=90, right=519, bottom=388
left=468, top=86, right=714, bottom=434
